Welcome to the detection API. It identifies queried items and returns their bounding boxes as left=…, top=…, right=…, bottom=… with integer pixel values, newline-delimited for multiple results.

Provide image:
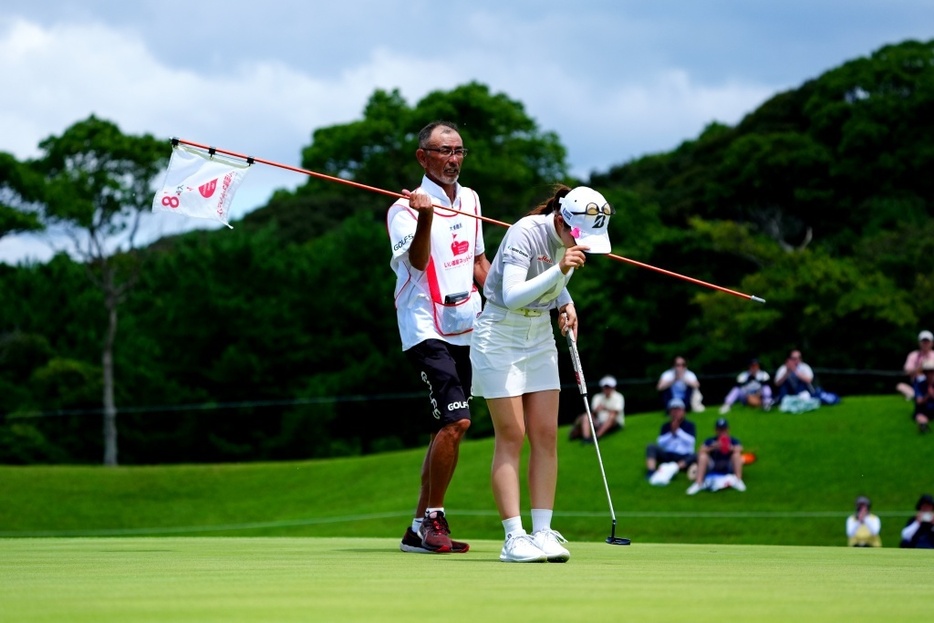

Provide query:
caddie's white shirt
left=387, top=176, right=485, bottom=351
left=482, top=213, right=572, bottom=312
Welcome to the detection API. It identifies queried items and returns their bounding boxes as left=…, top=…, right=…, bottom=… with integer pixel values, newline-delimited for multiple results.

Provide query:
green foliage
left=244, top=81, right=570, bottom=239
left=0, top=152, right=44, bottom=238
left=2, top=41, right=934, bottom=464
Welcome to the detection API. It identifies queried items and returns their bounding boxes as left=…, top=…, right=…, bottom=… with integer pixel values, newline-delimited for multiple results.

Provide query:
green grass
left=0, top=395, right=928, bottom=546
left=1, top=395, right=932, bottom=622
left=2, top=538, right=933, bottom=623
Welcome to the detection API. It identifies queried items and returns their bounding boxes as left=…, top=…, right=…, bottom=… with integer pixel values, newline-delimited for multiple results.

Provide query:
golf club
left=564, top=322, right=631, bottom=546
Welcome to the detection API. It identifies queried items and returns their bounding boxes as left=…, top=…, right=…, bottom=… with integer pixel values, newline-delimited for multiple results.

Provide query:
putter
left=565, top=323, right=631, bottom=546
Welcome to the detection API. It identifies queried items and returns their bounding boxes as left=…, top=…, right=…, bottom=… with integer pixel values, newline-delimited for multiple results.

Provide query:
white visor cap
left=558, top=186, right=612, bottom=254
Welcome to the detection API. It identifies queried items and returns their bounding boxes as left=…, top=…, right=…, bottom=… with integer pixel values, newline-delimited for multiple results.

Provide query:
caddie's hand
left=559, top=245, right=588, bottom=275
left=404, top=188, right=433, bottom=213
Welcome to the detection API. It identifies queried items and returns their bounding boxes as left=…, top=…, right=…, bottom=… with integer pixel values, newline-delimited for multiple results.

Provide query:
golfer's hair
left=418, top=120, right=460, bottom=147
left=527, top=184, right=572, bottom=216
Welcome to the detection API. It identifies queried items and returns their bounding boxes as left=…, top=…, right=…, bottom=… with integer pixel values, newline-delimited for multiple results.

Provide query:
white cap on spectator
left=919, top=330, right=933, bottom=342
left=599, top=375, right=617, bottom=388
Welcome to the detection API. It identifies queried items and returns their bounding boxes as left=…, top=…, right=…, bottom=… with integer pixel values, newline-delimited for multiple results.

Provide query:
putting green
left=1, top=537, right=931, bottom=622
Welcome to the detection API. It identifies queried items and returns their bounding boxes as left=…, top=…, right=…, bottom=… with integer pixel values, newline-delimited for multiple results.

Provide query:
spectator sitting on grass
left=569, top=375, right=624, bottom=442
left=900, top=493, right=934, bottom=549
left=846, top=496, right=882, bottom=547
left=720, top=357, right=773, bottom=414
left=645, top=398, right=697, bottom=486
left=912, top=360, right=934, bottom=434
left=774, top=349, right=817, bottom=402
left=686, top=418, right=746, bottom=495
left=897, top=330, right=934, bottom=400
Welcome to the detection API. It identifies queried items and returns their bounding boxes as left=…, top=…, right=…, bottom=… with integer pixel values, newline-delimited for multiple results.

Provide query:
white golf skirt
left=470, top=304, right=559, bottom=399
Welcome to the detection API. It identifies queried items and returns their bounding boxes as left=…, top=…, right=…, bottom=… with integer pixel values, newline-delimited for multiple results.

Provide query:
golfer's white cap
left=559, top=186, right=612, bottom=254
left=599, top=375, right=617, bottom=388
left=919, top=330, right=933, bottom=341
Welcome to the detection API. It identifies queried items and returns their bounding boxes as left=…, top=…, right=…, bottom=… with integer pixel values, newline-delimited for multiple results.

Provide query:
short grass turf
left=1, top=395, right=929, bottom=547
left=1, top=537, right=932, bottom=623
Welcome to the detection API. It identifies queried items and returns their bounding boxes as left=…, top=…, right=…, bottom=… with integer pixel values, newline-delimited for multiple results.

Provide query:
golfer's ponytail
left=527, top=184, right=572, bottom=216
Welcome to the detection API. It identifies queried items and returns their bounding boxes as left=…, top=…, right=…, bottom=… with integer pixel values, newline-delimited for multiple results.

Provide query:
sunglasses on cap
left=566, top=203, right=616, bottom=217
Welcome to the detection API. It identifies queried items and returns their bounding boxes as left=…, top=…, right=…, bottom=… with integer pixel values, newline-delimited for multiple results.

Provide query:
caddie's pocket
left=433, top=289, right=481, bottom=336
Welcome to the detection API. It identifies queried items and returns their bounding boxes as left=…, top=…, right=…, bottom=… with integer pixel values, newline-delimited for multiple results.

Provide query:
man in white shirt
left=774, top=349, right=816, bottom=401
left=388, top=121, right=490, bottom=555
left=568, top=375, right=625, bottom=441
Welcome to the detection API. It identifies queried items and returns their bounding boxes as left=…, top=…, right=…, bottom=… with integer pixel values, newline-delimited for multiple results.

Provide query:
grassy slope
left=0, top=395, right=930, bottom=547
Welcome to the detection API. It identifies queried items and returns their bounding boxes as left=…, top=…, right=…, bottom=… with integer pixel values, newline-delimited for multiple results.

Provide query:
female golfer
left=470, top=185, right=613, bottom=562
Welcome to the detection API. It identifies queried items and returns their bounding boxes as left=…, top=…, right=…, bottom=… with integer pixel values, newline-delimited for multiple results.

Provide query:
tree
left=0, top=152, right=44, bottom=239
left=244, top=81, right=570, bottom=241
left=25, top=116, right=167, bottom=466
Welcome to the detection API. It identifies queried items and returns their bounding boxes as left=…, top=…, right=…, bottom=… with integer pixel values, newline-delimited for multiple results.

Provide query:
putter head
left=607, top=520, right=630, bottom=545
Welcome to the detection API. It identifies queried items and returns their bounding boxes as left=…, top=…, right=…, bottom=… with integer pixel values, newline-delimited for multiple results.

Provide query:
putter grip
left=566, top=331, right=587, bottom=395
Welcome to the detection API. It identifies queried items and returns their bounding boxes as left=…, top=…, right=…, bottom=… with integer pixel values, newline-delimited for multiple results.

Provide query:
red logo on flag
left=199, top=179, right=218, bottom=198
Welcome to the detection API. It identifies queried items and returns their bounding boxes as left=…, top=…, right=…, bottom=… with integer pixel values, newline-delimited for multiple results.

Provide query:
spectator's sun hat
left=599, top=375, right=617, bottom=388
left=667, top=397, right=686, bottom=411
left=558, top=186, right=613, bottom=254
left=919, top=330, right=933, bottom=342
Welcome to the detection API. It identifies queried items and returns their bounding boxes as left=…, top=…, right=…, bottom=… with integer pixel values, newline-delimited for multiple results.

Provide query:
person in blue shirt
left=645, top=398, right=697, bottom=484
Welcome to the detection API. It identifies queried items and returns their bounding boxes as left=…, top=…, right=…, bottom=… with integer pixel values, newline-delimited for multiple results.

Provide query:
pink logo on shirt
left=451, top=235, right=469, bottom=256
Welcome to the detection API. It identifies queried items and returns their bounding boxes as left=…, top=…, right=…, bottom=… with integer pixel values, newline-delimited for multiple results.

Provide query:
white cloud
left=2, top=3, right=930, bottom=264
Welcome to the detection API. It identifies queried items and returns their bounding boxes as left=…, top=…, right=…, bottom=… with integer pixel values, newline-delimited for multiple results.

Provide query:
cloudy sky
left=2, top=0, right=932, bottom=263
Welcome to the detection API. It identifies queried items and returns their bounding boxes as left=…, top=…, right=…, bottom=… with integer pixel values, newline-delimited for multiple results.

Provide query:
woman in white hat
left=568, top=375, right=625, bottom=441
left=470, top=184, right=613, bottom=563
left=898, top=330, right=934, bottom=400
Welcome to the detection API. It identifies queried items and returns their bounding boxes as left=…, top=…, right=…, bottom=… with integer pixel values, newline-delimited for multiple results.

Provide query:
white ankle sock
left=531, top=508, right=553, bottom=533
left=502, top=516, right=524, bottom=539
left=411, top=518, right=423, bottom=533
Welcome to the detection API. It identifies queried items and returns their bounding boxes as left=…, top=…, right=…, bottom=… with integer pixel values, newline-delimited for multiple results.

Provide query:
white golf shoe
left=531, top=528, right=571, bottom=563
left=500, top=533, right=547, bottom=563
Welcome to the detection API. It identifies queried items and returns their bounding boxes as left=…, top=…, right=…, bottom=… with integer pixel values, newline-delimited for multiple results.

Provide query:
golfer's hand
left=559, top=245, right=588, bottom=274
left=560, top=308, right=578, bottom=339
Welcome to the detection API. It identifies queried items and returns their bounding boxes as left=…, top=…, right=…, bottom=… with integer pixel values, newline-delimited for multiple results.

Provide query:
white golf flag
left=152, top=144, right=251, bottom=229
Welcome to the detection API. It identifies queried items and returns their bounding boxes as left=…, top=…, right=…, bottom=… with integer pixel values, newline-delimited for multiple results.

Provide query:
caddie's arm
left=404, top=189, right=434, bottom=271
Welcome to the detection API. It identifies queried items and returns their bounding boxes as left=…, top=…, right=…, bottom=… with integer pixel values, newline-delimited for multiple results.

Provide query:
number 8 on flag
left=151, top=144, right=251, bottom=229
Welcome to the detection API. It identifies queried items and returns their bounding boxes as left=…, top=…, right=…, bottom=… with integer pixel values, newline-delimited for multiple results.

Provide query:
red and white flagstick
left=172, top=138, right=765, bottom=304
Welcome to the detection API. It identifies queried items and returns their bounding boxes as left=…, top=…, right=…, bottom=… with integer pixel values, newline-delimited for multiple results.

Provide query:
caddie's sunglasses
left=567, top=203, right=615, bottom=217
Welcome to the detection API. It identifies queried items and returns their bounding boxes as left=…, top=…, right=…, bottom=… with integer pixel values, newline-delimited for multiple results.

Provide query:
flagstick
left=171, top=138, right=765, bottom=303
left=172, top=138, right=512, bottom=228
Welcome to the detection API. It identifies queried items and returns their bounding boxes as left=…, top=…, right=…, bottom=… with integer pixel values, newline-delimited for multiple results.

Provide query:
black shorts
left=405, top=339, right=473, bottom=431
left=711, top=458, right=733, bottom=474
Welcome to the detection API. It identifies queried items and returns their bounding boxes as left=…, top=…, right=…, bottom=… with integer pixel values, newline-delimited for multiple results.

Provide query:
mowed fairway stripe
left=0, top=537, right=931, bottom=623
